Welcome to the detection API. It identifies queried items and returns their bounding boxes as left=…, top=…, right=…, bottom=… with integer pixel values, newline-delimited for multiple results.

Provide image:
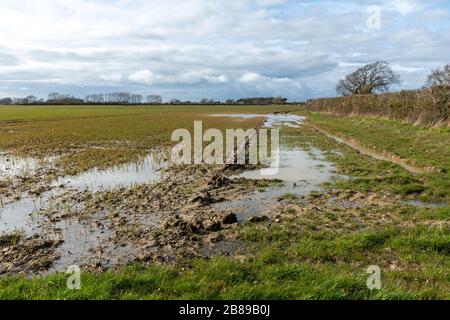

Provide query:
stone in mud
left=221, top=212, right=238, bottom=225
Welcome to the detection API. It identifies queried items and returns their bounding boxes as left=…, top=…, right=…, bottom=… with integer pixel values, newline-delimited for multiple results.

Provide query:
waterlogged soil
left=1, top=113, right=444, bottom=276
left=215, top=148, right=335, bottom=221
left=0, top=113, right=313, bottom=275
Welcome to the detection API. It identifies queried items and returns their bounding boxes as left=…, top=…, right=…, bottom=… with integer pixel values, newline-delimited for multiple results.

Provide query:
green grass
left=0, top=104, right=294, bottom=174
left=287, top=112, right=450, bottom=203
left=1, top=221, right=448, bottom=300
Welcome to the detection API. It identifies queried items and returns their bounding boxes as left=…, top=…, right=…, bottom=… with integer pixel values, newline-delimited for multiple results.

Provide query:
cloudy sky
left=0, top=0, right=449, bottom=101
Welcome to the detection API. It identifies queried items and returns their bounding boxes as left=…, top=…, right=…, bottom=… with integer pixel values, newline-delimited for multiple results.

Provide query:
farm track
left=304, top=122, right=434, bottom=174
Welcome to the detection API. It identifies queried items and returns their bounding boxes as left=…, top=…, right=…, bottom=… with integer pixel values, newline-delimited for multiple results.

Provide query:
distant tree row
left=0, top=94, right=289, bottom=105
left=0, top=92, right=163, bottom=105
left=166, top=97, right=287, bottom=105
left=234, top=97, right=287, bottom=105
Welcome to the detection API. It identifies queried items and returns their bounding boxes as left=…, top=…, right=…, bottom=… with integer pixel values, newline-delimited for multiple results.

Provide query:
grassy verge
left=301, top=112, right=450, bottom=203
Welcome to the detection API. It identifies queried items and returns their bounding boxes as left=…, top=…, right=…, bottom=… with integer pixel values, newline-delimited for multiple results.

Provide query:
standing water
left=210, top=114, right=335, bottom=221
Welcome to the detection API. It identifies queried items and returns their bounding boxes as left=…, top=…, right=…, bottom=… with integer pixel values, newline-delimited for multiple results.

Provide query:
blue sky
left=0, top=0, right=449, bottom=101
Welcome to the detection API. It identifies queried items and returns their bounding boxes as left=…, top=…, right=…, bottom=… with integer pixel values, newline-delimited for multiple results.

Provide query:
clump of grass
left=279, top=193, right=298, bottom=201
left=0, top=230, right=24, bottom=247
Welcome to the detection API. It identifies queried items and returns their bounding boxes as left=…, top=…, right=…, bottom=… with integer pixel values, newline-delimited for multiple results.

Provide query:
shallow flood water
left=215, top=147, right=334, bottom=221
left=0, top=153, right=39, bottom=178
left=211, top=113, right=335, bottom=221
left=54, top=152, right=167, bottom=192
left=210, top=113, right=305, bottom=128
left=1, top=152, right=167, bottom=234
left=1, top=151, right=167, bottom=273
left=0, top=197, right=44, bottom=234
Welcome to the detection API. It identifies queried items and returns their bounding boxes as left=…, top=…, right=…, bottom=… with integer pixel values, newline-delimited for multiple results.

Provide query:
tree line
left=0, top=93, right=288, bottom=105
left=0, top=92, right=164, bottom=105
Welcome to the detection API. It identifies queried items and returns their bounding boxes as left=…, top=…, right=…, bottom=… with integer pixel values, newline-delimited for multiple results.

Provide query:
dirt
left=0, top=159, right=274, bottom=274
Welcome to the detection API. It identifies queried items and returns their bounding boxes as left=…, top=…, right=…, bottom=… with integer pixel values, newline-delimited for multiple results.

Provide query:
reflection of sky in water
left=1, top=152, right=167, bottom=235
left=0, top=154, right=39, bottom=178
left=210, top=113, right=305, bottom=128
left=233, top=148, right=333, bottom=183
left=54, top=153, right=167, bottom=192
left=210, top=113, right=334, bottom=221
left=215, top=147, right=335, bottom=221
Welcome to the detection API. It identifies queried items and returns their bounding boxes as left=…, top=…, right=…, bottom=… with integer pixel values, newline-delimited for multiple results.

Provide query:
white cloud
left=128, top=70, right=158, bottom=85
left=387, top=0, right=418, bottom=15
left=239, top=72, right=265, bottom=83
left=100, top=73, right=123, bottom=83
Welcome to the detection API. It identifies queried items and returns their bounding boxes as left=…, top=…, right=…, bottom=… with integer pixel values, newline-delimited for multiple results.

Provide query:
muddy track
left=304, top=122, right=435, bottom=174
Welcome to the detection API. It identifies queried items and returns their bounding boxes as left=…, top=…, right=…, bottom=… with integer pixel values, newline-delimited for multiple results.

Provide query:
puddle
left=1, top=152, right=167, bottom=231
left=0, top=196, right=45, bottom=235
left=1, top=152, right=168, bottom=273
left=263, top=114, right=305, bottom=128
left=211, top=113, right=335, bottom=221
left=210, top=114, right=266, bottom=119
left=234, top=148, right=332, bottom=182
left=401, top=200, right=448, bottom=209
left=210, top=113, right=305, bottom=128
left=54, top=152, right=168, bottom=193
left=0, top=153, right=39, bottom=178
left=48, top=212, right=154, bottom=272
left=215, top=147, right=334, bottom=221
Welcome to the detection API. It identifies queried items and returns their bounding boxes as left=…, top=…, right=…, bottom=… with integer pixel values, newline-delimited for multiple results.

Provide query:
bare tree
left=336, top=61, right=401, bottom=96
left=425, top=64, right=450, bottom=87
left=0, top=97, right=12, bottom=105
left=48, top=92, right=60, bottom=101
left=169, top=98, right=182, bottom=105
left=131, top=94, right=143, bottom=104
left=25, top=95, right=38, bottom=104
left=146, top=95, right=162, bottom=104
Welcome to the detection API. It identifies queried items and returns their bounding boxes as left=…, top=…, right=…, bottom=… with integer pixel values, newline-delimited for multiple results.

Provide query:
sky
left=0, top=0, right=449, bottom=102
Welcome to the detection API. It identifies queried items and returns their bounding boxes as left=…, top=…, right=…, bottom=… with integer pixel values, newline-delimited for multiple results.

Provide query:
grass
left=0, top=105, right=448, bottom=300
left=296, top=112, right=450, bottom=203
left=0, top=230, right=24, bottom=247
left=1, top=221, right=448, bottom=299
left=0, top=104, right=293, bottom=174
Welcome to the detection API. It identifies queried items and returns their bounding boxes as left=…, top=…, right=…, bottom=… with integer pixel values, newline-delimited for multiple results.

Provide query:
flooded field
left=0, top=151, right=171, bottom=273
left=216, top=147, right=334, bottom=221
left=0, top=108, right=448, bottom=285
left=0, top=112, right=335, bottom=274
left=54, top=152, right=168, bottom=192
